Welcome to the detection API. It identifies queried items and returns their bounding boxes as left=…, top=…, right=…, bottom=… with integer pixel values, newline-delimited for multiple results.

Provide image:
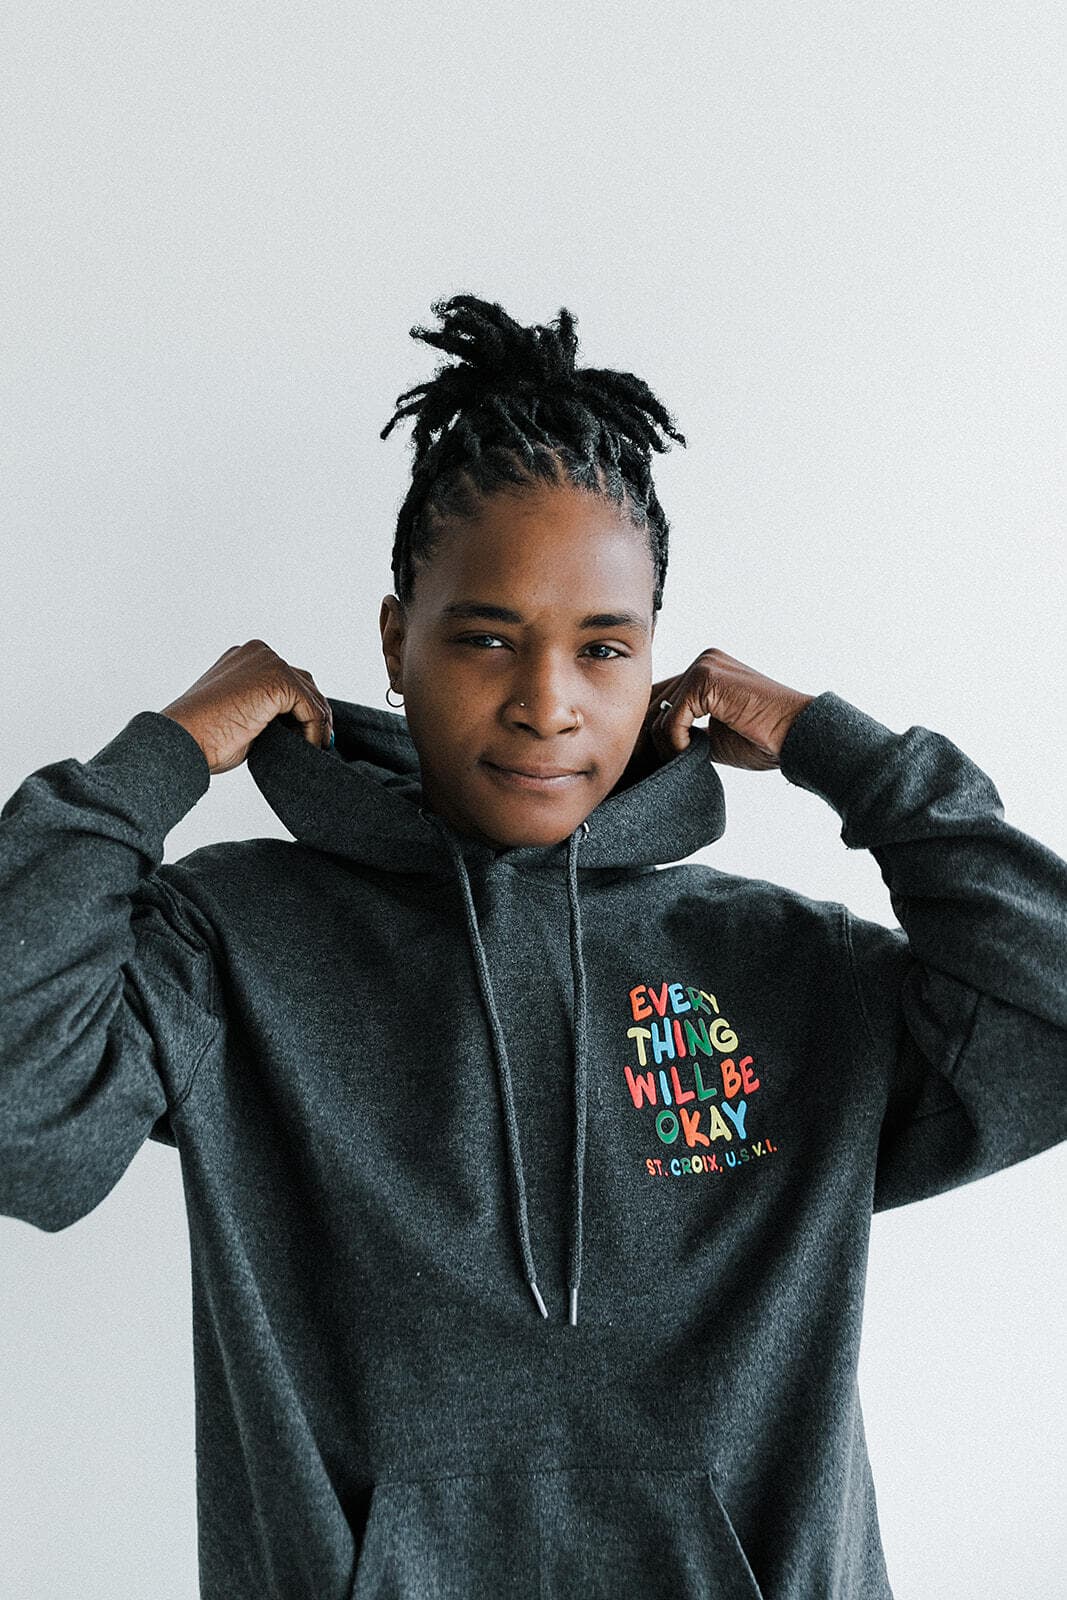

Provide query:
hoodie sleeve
left=0, top=711, right=220, bottom=1232
left=778, top=690, right=1067, bottom=1211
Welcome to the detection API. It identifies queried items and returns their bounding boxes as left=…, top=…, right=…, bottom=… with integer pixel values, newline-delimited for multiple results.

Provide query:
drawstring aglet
left=569, top=1286, right=579, bottom=1326
left=529, top=1280, right=549, bottom=1318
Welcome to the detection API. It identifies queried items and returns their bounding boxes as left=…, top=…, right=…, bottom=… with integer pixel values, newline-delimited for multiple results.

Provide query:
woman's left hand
left=640, top=647, right=817, bottom=772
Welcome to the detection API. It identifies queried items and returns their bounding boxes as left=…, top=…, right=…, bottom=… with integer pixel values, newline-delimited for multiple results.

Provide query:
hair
left=379, top=293, right=687, bottom=618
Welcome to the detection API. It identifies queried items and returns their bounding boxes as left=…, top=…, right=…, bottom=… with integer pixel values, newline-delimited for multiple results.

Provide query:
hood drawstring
left=420, top=809, right=592, bottom=1327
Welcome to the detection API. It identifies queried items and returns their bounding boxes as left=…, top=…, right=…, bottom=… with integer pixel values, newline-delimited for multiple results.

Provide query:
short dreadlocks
left=379, top=293, right=687, bottom=616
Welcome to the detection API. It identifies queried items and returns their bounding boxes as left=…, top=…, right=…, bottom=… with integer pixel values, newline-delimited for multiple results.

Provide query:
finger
left=646, top=674, right=679, bottom=710
left=291, top=669, right=335, bottom=749
left=661, top=689, right=698, bottom=751
left=287, top=679, right=333, bottom=749
left=650, top=675, right=687, bottom=748
left=648, top=673, right=683, bottom=720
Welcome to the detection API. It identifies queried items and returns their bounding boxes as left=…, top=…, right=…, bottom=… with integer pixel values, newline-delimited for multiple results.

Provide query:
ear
left=379, top=596, right=405, bottom=680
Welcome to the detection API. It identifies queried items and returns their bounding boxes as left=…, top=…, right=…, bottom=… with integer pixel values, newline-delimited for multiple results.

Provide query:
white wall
left=2, top=4, right=1064, bottom=1596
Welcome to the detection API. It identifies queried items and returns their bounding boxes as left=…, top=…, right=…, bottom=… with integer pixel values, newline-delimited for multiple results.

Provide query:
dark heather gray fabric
left=2, top=689, right=1065, bottom=1599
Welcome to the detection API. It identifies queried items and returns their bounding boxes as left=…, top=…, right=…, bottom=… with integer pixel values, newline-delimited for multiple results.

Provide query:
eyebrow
left=440, top=601, right=649, bottom=634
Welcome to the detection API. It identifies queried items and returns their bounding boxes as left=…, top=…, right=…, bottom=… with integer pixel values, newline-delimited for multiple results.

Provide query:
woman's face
left=379, top=482, right=658, bottom=850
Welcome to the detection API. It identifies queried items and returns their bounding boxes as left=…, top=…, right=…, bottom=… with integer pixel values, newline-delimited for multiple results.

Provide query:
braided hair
left=379, top=294, right=687, bottom=617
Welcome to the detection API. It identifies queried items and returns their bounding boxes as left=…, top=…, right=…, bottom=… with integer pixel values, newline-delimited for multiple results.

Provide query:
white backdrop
left=2, top=4, right=1064, bottom=1597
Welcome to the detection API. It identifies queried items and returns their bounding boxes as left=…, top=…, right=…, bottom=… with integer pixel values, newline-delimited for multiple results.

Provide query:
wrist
left=769, top=693, right=817, bottom=760
left=160, top=707, right=213, bottom=769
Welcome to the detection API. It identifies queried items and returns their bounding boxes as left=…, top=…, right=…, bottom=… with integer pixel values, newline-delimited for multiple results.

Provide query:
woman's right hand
left=160, top=640, right=334, bottom=776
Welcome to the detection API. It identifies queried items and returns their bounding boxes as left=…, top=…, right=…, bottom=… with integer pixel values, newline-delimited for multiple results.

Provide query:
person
left=1, top=292, right=1064, bottom=1600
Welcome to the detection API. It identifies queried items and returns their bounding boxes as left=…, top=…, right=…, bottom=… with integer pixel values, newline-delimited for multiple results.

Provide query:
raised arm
left=776, top=690, right=1067, bottom=1210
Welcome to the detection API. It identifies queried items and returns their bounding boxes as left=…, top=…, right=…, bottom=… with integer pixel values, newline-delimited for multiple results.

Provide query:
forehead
left=420, top=484, right=653, bottom=611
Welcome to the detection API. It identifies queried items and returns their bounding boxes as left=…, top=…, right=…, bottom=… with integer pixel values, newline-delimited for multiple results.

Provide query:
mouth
left=481, top=760, right=589, bottom=793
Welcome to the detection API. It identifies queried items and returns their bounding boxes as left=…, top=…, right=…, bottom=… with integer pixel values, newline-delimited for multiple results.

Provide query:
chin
left=484, top=810, right=583, bottom=851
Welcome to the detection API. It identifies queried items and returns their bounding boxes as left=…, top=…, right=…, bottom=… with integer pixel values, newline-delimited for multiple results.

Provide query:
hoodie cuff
left=87, top=710, right=212, bottom=840
left=777, top=690, right=901, bottom=818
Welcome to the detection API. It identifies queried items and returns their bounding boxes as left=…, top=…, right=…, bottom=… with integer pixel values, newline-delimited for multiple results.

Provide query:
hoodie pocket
left=348, top=1464, right=763, bottom=1599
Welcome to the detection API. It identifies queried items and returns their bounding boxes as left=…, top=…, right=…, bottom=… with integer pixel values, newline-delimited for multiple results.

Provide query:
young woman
left=2, top=294, right=1064, bottom=1600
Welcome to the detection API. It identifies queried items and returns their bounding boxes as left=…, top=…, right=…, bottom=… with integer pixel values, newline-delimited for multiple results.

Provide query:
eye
left=455, top=635, right=628, bottom=660
left=458, top=634, right=507, bottom=649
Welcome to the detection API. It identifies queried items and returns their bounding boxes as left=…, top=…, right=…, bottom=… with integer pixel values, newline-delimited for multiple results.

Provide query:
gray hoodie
left=1, top=689, right=1064, bottom=1599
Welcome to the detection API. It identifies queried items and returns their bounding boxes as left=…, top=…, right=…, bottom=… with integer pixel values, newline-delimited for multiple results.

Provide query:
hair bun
left=418, top=294, right=580, bottom=394
left=381, top=292, right=685, bottom=457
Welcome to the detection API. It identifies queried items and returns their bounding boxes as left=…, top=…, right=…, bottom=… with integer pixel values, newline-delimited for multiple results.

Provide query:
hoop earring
left=386, top=684, right=405, bottom=708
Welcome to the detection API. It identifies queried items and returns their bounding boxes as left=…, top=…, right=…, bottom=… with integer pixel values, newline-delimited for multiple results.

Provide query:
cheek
left=403, top=657, right=455, bottom=717
left=408, top=644, right=474, bottom=695
left=612, top=689, right=651, bottom=734
left=412, top=650, right=501, bottom=719
left=403, top=678, right=478, bottom=760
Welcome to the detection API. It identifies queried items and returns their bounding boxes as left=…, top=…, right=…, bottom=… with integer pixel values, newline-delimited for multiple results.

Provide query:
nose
left=505, top=658, right=582, bottom=734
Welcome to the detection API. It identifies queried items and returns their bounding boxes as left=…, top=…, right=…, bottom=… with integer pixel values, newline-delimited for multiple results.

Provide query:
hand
left=160, top=639, right=334, bottom=776
left=636, top=647, right=816, bottom=774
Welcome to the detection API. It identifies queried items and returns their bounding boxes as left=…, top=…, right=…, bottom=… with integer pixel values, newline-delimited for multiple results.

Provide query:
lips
left=484, top=761, right=586, bottom=778
left=481, top=760, right=589, bottom=795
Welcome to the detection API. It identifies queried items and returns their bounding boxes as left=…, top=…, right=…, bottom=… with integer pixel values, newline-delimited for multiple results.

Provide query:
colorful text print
left=624, top=981, right=779, bottom=1179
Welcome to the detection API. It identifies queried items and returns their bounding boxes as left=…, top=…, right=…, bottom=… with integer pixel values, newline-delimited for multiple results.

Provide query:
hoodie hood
left=246, top=697, right=727, bottom=875
left=246, top=697, right=727, bottom=1327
